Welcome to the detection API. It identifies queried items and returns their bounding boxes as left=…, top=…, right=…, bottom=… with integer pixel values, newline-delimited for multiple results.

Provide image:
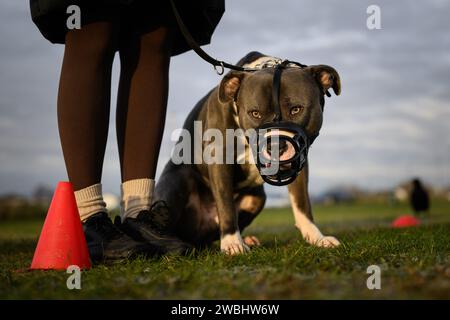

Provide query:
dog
left=154, top=52, right=342, bottom=255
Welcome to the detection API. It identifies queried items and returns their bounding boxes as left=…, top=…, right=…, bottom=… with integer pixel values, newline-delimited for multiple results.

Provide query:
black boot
left=83, top=212, right=157, bottom=263
left=118, top=201, right=192, bottom=255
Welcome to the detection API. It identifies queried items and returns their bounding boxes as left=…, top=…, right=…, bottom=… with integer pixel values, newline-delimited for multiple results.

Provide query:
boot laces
left=137, top=200, right=171, bottom=233
left=90, top=213, right=124, bottom=240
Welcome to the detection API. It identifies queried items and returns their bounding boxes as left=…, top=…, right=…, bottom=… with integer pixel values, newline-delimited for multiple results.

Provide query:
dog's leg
left=288, top=164, right=340, bottom=248
left=236, top=186, right=266, bottom=247
left=208, top=164, right=250, bottom=255
left=153, top=163, right=192, bottom=232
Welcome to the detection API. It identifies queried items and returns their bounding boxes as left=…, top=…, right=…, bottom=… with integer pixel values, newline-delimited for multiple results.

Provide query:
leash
left=170, top=0, right=260, bottom=75
left=169, top=0, right=331, bottom=101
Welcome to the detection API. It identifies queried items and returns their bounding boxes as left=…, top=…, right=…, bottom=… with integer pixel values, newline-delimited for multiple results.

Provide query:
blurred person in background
left=410, top=178, right=430, bottom=216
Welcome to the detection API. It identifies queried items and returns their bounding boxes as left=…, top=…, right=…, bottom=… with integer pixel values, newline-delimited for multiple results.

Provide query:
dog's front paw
left=314, top=236, right=341, bottom=248
left=300, top=224, right=341, bottom=248
left=220, top=232, right=250, bottom=255
left=243, top=235, right=261, bottom=247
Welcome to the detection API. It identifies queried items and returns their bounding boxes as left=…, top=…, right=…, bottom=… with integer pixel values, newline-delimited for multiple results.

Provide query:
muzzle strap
left=257, top=60, right=311, bottom=186
left=271, top=63, right=284, bottom=122
left=271, top=60, right=315, bottom=122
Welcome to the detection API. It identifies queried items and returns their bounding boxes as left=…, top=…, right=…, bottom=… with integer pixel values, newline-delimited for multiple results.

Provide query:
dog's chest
left=236, top=163, right=264, bottom=189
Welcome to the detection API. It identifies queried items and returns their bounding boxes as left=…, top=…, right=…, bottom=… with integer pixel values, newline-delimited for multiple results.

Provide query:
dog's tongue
left=279, top=142, right=296, bottom=161
left=262, top=141, right=296, bottom=162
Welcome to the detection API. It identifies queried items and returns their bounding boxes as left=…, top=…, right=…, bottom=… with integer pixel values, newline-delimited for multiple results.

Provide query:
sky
left=0, top=0, right=449, bottom=198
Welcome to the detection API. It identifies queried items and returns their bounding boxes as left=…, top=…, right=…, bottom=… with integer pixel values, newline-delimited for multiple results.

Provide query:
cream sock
left=120, top=178, right=155, bottom=220
left=74, top=183, right=107, bottom=222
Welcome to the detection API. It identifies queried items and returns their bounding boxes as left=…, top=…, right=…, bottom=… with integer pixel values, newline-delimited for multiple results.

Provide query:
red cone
left=30, top=181, right=91, bottom=270
left=392, top=214, right=421, bottom=228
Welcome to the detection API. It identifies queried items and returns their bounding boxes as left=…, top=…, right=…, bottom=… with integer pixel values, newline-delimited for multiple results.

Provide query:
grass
left=0, top=200, right=449, bottom=299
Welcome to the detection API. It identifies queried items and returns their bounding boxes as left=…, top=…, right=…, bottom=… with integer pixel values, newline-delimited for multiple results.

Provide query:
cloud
left=0, top=0, right=449, bottom=197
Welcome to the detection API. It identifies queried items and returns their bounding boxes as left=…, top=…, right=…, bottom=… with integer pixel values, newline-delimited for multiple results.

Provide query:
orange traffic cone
left=30, top=181, right=91, bottom=270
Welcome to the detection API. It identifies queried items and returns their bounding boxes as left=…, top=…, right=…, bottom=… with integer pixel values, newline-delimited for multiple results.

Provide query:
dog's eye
left=290, top=106, right=302, bottom=116
left=250, top=110, right=262, bottom=119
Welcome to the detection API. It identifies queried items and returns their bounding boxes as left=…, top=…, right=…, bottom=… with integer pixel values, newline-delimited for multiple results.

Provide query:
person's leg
left=58, top=21, right=117, bottom=221
left=116, top=22, right=172, bottom=220
left=114, top=5, right=191, bottom=255
left=57, top=19, right=156, bottom=261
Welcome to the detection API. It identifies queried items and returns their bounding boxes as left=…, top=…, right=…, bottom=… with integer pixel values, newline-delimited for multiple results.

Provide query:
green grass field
left=1, top=200, right=449, bottom=299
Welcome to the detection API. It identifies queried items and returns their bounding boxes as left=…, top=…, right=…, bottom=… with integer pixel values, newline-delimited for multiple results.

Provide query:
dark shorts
left=30, top=0, right=225, bottom=56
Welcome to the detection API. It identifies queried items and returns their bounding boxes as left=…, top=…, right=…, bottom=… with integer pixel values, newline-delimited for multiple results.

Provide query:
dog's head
left=219, top=65, right=341, bottom=185
left=218, top=64, right=341, bottom=147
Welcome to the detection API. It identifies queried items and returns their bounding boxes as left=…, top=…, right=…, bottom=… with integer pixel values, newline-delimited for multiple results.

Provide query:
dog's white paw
left=221, top=232, right=250, bottom=255
left=314, top=236, right=341, bottom=248
left=243, top=235, right=261, bottom=247
left=298, top=220, right=341, bottom=248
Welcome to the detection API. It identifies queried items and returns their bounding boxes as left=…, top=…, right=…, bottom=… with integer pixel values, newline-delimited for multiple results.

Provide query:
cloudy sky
left=1, top=0, right=449, bottom=198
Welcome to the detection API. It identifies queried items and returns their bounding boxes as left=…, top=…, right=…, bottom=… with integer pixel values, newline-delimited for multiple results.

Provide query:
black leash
left=169, top=0, right=331, bottom=103
left=170, top=0, right=259, bottom=74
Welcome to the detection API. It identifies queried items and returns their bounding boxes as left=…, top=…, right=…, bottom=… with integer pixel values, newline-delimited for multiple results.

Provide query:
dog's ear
left=305, top=65, right=341, bottom=96
left=218, top=71, right=246, bottom=103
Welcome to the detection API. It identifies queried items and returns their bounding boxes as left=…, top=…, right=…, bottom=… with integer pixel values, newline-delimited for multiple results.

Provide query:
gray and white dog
left=154, top=52, right=342, bottom=255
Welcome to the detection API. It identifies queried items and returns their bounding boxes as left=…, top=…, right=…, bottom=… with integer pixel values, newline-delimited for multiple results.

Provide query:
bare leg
left=116, top=24, right=172, bottom=182
left=57, top=22, right=118, bottom=190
